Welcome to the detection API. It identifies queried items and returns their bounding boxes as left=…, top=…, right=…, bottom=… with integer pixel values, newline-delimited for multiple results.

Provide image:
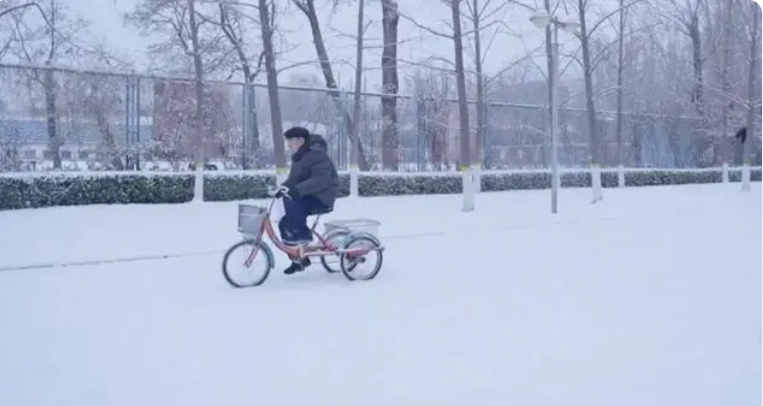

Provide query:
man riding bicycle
left=274, top=126, right=340, bottom=275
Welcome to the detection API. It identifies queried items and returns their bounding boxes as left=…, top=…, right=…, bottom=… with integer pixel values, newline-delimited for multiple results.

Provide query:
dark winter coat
left=282, top=134, right=339, bottom=209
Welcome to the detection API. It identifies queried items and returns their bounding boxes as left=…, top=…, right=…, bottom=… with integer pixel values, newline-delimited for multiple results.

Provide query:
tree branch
left=399, top=13, right=453, bottom=39
left=586, top=0, right=645, bottom=38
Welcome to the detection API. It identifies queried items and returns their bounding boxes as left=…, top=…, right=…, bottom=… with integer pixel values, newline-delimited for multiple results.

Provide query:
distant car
left=187, top=162, right=218, bottom=171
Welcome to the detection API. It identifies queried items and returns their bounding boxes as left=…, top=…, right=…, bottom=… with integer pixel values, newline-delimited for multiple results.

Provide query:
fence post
left=345, top=90, right=359, bottom=198
left=722, top=162, right=729, bottom=183
left=136, top=77, right=141, bottom=170
left=125, top=75, right=141, bottom=170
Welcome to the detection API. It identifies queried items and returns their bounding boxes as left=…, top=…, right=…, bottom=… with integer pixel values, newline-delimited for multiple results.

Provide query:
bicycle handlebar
left=263, top=187, right=292, bottom=213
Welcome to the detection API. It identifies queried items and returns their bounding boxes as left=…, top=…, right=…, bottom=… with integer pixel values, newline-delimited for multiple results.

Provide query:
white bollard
left=617, top=164, right=625, bottom=188
left=741, top=163, right=751, bottom=192
left=461, top=165, right=475, bottom=212
left=591, top=164, right=603, bottom=203
left=349, top=164, right=359, bottom=198
left=721, top=162, right=729, bottom=183
left=192, top=166, right=204, bottom=203
left=472, top=162, right=482, bottom=193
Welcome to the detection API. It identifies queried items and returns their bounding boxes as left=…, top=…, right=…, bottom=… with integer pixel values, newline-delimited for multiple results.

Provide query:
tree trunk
left=380, top=0, right=399, bottom=170
left=349, top=0, right=365, bottom=196
left=244, top=83, right=261, bottom=168
left=578, top=0, right=602, bottom=202
left=543, top=0, right=553, bottom=168
left=188, top=0, right=205, bottom=172
left=719, top=0, right=732, bottom=165
left=616, top=0, right=625, bottom=168
left=689, top=14, right=705, bottom=118
left=259, top=0, right=287, bottom=178
left=450, top=0, right=474, bottom=211
left=43, top=68, right=61, bottom=169
left=471, top=0, right=484, bottom=167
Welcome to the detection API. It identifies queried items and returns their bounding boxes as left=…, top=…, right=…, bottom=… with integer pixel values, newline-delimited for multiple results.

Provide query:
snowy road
left=1, top=184, right=760, bottom=406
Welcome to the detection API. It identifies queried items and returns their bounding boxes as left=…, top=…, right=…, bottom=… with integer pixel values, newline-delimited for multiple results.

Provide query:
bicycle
left=221, top=193, right=385, bottom=287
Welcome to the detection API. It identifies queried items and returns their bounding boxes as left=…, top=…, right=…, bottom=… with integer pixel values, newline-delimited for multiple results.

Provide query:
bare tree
left=202, top=0, right=319, bottom=170
left=741, top=0, right=759, bottom=191
left=575, top=0, right=605, bottom=202
left=4, top=0, right=91, bottom=169
left=404, top=1, right=550, bottom=170
left=717, top=0, right=734, bottom=167
left=409, top=69, right=453, bottom=170
left=3, top=1, right=137, bottom=171
left=447, top=0, right=474, bottom=211
left=76, top=71, right=129, bottom=170
left=0, top=1, right=48, bottom=60
left=255, top=0, right=287, bottom=180
left=291, top=0, right=370, bottom=170
left=662, top=0, right=708, bottom=118
left=215, top=3, right=262, bottom=168
left=0, top=1, right=44, bottom=20
left=462, top=0, right=509, bottom=172
left=569, top=0, right=643, bottom=199
left=682, top=0, right=757, bottom=167
left=126, top=0, right=230, bottom=198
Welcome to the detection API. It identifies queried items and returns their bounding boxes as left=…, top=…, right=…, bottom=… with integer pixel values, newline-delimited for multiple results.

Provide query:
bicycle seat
left=308, top=205, right=333, bottom=216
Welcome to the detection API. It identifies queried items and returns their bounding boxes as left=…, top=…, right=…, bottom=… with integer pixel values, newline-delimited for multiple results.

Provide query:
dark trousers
left=278, top=195, right=326, bottom=244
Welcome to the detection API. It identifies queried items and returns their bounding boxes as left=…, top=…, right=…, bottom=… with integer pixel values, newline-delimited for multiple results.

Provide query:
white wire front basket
left=324, top=218, right=380, bottom=240
left=238, top=204, right=268, bottom=234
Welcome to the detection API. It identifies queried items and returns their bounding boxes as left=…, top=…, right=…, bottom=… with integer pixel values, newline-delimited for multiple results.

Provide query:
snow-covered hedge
left=0, top=168, right=760, bottom=210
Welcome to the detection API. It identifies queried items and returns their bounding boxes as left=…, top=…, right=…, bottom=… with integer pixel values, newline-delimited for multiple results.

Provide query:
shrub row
left=0, top=168, right=759, bottom=210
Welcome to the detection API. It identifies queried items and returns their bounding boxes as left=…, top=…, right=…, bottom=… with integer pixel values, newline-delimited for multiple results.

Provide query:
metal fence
left=0, top=63, right=759, bottom=172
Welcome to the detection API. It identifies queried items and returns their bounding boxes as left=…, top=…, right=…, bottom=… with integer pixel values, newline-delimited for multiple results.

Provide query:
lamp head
left=558, top=18, right=581, bottom=34
left=529, top=10, right=552, bottom=29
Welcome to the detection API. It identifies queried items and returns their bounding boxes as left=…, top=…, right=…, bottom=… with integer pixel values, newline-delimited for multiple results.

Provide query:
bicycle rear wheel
left=340, top=235, right=383, bottom=281
left=222, top=240, right=274, bottom=287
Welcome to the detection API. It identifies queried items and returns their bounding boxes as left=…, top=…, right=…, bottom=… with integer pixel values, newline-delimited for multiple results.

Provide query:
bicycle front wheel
left=222, top=240, right=274, bottom=287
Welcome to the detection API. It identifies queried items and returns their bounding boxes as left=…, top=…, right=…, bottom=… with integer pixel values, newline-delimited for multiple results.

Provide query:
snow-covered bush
left=0, top=173, right=194, bottom=210
left=0, top=168, right=759, bottom=210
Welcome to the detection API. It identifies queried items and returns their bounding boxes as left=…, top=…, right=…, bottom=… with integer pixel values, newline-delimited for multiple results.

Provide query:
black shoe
left=283, top=257, right=311, bottom=275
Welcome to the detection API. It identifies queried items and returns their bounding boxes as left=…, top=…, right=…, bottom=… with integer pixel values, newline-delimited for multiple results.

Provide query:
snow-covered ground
left=0, top=184, right=761, bottom=406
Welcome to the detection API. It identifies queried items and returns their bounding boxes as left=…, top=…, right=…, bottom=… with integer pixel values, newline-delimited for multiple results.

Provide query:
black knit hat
left=284, top=126, right=310, bottom=140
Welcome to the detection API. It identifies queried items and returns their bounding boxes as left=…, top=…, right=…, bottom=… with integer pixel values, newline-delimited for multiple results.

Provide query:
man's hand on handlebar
left=273, top=185, right=298, bottom=200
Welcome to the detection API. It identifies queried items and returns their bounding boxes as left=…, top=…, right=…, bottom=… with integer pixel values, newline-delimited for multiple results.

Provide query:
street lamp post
left=530, top=10, right=579, bottom=214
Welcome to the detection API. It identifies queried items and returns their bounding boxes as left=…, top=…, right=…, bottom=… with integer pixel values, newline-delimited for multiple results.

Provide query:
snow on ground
left=0, top=184, right=761, bottom=406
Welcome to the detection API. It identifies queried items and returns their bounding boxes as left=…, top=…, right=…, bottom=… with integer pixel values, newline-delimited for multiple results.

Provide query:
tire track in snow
left=0, top=208, right=716, bottom=273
